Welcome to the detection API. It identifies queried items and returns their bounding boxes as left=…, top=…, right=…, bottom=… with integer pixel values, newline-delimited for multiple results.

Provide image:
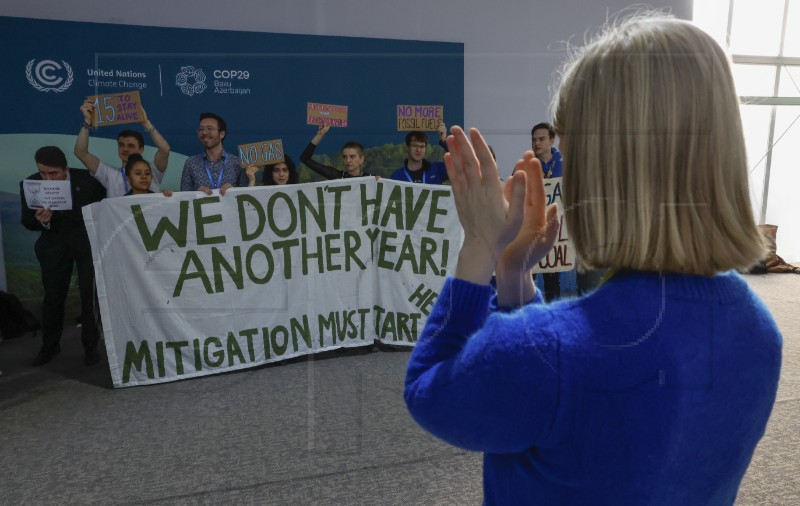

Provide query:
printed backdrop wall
left=0, top=16, right=464, bottom=310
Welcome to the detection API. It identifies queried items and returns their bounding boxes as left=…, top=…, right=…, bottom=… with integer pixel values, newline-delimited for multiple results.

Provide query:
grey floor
left=1, top=272, right=797, bottom=505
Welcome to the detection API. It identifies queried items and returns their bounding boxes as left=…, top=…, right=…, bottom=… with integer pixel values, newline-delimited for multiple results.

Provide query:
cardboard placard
left=307, top=102, right=349, bottom=127
left=530, top=177, right=575, bottom=273
left=86, top=91, right=144, bottom=127
left=238, top=139, right=285, bottom=167
left=397, top=105, right=444, bottom=131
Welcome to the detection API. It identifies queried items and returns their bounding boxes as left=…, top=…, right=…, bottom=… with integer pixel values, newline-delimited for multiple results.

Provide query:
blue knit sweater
left=405, top=270, right=782, bottom=505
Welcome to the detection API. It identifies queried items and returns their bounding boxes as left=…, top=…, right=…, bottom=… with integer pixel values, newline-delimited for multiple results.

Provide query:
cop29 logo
left=25, top=59, right=74, bottom=93
left=175, top=66, right=207, bottom=96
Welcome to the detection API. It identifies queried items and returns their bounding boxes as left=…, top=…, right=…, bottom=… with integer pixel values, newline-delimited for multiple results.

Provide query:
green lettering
left=194, top=197, right=225, bottom=245
left=298, top=187, right=326, bottom=234
left=236, top=194, right=266, bottom=241
left=211, top=246, right=243, bottom=292
left=271, top=326, right=289, bottom=356
left=426, top=190, right=450, bottom=233
left=343, top=231, right=366, bottom=271
left=360, top=182, right=382, bottom=226
left=173, top=250, right=212, bottom=297
left=204, top=336, right=224, bottom=367
left=166, top=341, right=188, bottom=375
left=324, top=234, right=342, bottom=272
left=226, top=331, right=246, bottom=366
left=378, top=231, right=397, bottom=270
left=122, top=340, right=154, bottom=383
left=132, top=201, right=189, bottom=252
left=381, top=185, right=404, bottom=229
left=394, top=234, right=419, bottom=273
left=245, top=244, right=274, bottom=284
left=267, top=192, right=297, bottom=238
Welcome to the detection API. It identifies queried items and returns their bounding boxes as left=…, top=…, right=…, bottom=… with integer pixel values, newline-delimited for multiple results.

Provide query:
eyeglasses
left=409, top=143, right=427, bottom=150
left=197, top=127, right=219, bottom=133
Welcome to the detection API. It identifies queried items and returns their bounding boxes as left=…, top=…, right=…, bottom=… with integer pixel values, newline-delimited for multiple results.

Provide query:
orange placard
left=86, top=91, right=144, bottom=127
left=238, top=139, right=285, bottom=167
left=307, top=102, right=348, bottom=127
left=396, top=105, right=443, bottom=131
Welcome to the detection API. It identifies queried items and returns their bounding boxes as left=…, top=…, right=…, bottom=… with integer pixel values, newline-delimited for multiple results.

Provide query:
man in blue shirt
left=531, top=122, right=562, bottom=178
left=531, top=122, right=563, bottom=301
left=389, top=126, right=449, bottom=184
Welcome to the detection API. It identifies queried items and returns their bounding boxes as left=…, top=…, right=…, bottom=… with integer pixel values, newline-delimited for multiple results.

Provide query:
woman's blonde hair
left=553, top=13, right=765, bottom=276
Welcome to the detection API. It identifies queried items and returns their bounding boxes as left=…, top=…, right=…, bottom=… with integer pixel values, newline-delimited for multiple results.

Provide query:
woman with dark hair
left=246, top=155, right=299, bottom=186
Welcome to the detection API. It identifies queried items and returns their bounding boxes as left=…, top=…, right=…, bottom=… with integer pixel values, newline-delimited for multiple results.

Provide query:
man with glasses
left=20, top=146, right=106, bottom=366
left=74, top=99, right=171, bottom=198
left=390, top=126, right=449, bottom=184
left=180, top=112, right=248, bottom=193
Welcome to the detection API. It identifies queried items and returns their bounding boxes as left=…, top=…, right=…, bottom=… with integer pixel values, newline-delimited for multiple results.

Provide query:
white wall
left=1, top=0, right=692, bottom=176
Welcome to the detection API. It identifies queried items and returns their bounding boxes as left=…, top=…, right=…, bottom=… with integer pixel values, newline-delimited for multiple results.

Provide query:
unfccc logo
left=175, top=66, right=207, bottom=96
left=25, top=59, right=74, bottom=92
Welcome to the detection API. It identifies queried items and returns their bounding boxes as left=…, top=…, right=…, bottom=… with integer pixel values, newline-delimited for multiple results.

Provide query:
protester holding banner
left=299, top=125, right=372, bottom=179
left=180, top=112, right=249, bottom=194
left=20, top=147, right=106, bottom=366
left=74, top=100, right=171, bottom=198
left=262, top=156, right=299, bottom=186
left=389, top=125, right=449, bottom=184
left=246, top=155, right=300, bottom=186
left=405, top=14, right=782, bottom=505
left=124, top=154, right=174, bottom=196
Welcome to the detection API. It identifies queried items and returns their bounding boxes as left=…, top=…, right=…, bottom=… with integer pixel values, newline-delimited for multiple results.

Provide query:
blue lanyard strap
left=404, top=167, right=426, bottom=184
left=204, top=153, right=227, bottom=189
left=120, top=166, right=129, bottom=194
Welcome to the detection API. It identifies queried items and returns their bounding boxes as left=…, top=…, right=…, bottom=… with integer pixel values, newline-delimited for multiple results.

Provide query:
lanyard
left=119, top=167, right=129, bottom=194
left=204, top=153, right=227, bottom=189
left=404, top=167, right=426, bottom=184
left=542, top=158, right=554, bottom=179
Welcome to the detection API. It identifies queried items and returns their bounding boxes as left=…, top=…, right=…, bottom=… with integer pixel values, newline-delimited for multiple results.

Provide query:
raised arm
left=299, top=125, right=341, bottom=180
left=73, top=100, right=101, bottom=173
left=140, top=107, right=170, bottom=174
left=494, top=153, right=559, bottom=307
left=444, top=126, right=526, bottom=286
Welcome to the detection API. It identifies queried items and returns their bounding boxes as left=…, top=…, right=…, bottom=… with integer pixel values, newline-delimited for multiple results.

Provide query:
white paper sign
left=23, top=180, right=72, bottom=210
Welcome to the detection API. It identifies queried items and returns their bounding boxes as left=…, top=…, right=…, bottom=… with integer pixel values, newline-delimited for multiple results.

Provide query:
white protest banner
left=23, top=179, right=72, bottom=210
left=530, top=177, right=575, bottom=273
left=82, top=179, right=461, bottom=388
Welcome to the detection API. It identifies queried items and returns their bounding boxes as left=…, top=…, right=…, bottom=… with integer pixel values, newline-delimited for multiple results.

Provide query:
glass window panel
left=693, top=0, right=731, bottom=48
left=733, top=64, right=778, bottom=96
left=765, top=106, right=800, bottom=261
left=783, top=0, right=800, bottom=56
left=739, top=104, right=773, bottom=216
left=777, top=65, right=800, bottom=97
left=729, top=0, right=784, bottom=56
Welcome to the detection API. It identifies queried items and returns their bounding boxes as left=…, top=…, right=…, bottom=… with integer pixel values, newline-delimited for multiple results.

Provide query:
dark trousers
left=533, top=272, right=560, bottom=302
left=35, top=235, right=98, bottom=352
